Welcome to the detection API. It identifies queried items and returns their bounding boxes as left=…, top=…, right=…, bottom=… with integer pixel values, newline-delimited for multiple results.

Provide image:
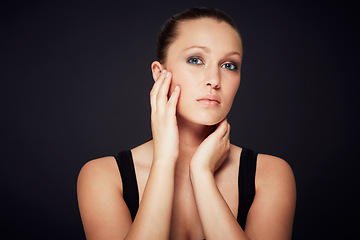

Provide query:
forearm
left=125, top=68, right=180, bottom=239
left=125, top=160, right=175, bottom=240
left=190, top=169, right=250, bottom=240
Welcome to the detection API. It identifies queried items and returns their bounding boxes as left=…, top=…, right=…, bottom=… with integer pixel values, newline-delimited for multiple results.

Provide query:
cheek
left=168, top=66, right=198, bottom=96
left=222, top=79, right=240, bottom=107
left=229, top=80, right=240, bottom=98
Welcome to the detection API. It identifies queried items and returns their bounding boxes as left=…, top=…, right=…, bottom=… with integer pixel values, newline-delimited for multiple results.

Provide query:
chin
left=177, top=112, right=226, bottom=127
left=197, top=118, right=223, bottom=126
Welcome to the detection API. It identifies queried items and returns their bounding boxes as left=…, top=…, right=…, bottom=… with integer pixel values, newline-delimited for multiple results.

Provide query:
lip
left=196, top=94, right=221, bottom=105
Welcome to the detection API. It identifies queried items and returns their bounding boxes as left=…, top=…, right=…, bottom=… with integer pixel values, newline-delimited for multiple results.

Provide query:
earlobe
left=151, top=61, right=164, bottom=81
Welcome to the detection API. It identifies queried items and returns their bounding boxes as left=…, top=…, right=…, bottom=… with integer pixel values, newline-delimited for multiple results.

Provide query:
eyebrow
left=183, top=45, right=242, bottom=57
left=184, top=45, right=211, bottom=53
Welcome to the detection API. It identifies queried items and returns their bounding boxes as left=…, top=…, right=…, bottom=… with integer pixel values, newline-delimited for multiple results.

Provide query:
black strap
left=114, top=150, right=139, bottom=221
left=115, top=148, right=257, bottom=226
left=237, top=148, right=258, bottom=229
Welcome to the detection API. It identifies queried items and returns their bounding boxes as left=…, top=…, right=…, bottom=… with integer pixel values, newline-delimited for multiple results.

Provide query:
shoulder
left=77, top=156, right=134, bottom=238
left=255, top=153, right=296, bottom=201
left=77, top=156, right=122, bottom=193
left=245, top=153, right=296, bottom=238
left=230, top=145, right=296, bottom=197
left=256, top=154, right=295, bottom=185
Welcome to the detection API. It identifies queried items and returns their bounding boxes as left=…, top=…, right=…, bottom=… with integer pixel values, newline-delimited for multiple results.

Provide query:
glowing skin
left=78, top=16, right=296, bottom=240
left=163, top=18, right=242, bottom=126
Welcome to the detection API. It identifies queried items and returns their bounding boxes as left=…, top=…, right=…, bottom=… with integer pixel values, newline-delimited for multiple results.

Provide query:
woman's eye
left=187, top=57, right=203, bottom=65
left=222, top=62, right=238, bottom=71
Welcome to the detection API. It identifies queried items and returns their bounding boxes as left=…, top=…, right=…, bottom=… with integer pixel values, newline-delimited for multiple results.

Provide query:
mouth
left=196, top=94, right=221, bottom=106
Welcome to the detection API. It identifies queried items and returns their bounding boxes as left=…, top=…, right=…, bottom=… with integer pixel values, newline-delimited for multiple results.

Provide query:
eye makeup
left=184, top=50, right=241, bottom=73
left=187, top=56, right=204, bottom=65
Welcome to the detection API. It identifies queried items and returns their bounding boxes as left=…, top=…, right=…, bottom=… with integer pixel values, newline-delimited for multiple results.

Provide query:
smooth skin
left=77, top=18, right=296, bottom=240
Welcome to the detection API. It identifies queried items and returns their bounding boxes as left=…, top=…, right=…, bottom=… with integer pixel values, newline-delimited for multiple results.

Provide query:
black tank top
left=114, top=147, right=257, bottom=230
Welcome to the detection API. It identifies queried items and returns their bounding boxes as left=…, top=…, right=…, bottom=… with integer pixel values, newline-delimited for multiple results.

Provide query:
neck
left=175, top=116, right=216, bottom=178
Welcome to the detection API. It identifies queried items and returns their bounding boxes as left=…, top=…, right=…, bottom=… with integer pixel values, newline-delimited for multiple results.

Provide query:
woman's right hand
left=150, top=70, right=181, bottom=163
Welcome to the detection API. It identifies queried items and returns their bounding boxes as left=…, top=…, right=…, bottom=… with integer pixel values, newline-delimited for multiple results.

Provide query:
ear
left=151, top=61, right=164, bottom=81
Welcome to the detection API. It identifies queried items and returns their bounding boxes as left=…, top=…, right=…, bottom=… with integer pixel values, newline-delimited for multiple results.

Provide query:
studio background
left=1, top=0, right=358, bottom=239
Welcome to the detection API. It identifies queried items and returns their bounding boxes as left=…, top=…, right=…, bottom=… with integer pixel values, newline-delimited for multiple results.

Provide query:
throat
left=177, top=116, right=216, bottom=149
left=176, top=118, right=216, bottom=171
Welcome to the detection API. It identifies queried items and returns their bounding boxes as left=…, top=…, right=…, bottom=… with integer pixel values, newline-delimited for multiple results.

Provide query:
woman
left=77, top=7, right=296, bottom=240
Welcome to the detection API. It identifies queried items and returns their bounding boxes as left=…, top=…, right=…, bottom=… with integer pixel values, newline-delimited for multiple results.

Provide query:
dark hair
left=156, top=7, right=242, bottom=64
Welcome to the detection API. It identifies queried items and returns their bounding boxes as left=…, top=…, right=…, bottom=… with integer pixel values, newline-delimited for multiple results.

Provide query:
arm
left=77, top=155, right=177, bottom=240
left=190, top=120, right=249, bottom=240
left=244, top=155, right=296, bottom=240
left=191, top=170, right=250, bottom=239
left=77, top=70, right=181, bottom=239
left=190, top=121, right=296, bottom=240
left=125, top=157, right=176, bottom=239
left=126, top=70, right=181, bottom=239
left=77, top=157, right=133, bottom=240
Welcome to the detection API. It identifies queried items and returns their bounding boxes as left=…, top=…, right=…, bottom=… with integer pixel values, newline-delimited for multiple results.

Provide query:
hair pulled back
left=156, top=7, right=241, bottom=64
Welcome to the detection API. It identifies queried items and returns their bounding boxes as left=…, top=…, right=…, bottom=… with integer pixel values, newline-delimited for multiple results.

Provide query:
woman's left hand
left=190, top=119, right=231, bottom=174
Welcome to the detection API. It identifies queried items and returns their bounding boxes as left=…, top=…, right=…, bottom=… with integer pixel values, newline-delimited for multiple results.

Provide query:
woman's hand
left=190, top=119, right=231, bottom=174
left=189, top=119, right=252, bottom=240
left=150, top=70, right=181, bottom=163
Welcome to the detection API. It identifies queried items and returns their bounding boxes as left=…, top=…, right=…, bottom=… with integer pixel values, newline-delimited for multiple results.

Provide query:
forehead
left=168, top=18, right=242, bottom=57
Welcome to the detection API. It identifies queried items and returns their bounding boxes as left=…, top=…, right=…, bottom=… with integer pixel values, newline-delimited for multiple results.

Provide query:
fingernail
left=166, top=72, right=170, bottom=78
left=175, top=86, right=179, bottom=91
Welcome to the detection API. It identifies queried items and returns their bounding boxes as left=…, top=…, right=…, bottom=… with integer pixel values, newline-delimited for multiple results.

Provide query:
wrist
left=190, top=167, right=215, bottom=194
left=190, top=163, right=213, bottom=180
left=153, top=148, right=179, bottom=164
left=152, top=156, right=177, bottom=169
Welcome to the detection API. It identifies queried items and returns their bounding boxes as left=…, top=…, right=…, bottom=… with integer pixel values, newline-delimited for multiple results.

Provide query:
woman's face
left=162, top=18, right=242, bottom=126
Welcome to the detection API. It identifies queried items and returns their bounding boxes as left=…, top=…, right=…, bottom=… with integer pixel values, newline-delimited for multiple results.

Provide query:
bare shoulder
left=77, top=156, right=134, bottom=239
left=78, top=139, right=154, bottom=187
left=77, top=156, right=122, bottom=192
left=79, top=156, right=118, bottom=174
left=245, top=153, right=296, bottom=239
left=256, top=153, right=296, bottom=191
left=253, top=153, right=296, bottom=220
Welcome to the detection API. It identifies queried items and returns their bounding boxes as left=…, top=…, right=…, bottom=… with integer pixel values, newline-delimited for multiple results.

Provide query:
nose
left=204, top=65, right=221, bottom=89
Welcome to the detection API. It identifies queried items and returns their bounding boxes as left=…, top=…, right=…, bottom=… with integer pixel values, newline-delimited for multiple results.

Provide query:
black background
left=1, top=0, right=359, bottom=239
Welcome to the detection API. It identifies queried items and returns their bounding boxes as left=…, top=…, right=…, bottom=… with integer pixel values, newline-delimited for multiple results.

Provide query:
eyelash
left=222, top=62, right=238, bottom=71
left=186, top=56, right=239, bottom=71
left=187, top=56, right=204, bottom=65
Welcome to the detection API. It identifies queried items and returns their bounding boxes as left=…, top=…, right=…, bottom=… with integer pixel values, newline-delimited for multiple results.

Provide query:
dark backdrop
left=1, top=0, right=359, bottom=239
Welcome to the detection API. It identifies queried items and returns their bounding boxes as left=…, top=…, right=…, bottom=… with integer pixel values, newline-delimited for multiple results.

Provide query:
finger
left=167, top=85, right=180, bottom=116
left=151, top=70, right=166, bottom=95
left=150, top=70, right=166, bottom=97
left=224, top=122, right=230, bottom=140
left=150, top=70, right=167, bottom=111
left=215, top=119, right=229, bottom=139
left=206, top=119, right=226, bottom=141
left=156, top=71, right=172, bottom=108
